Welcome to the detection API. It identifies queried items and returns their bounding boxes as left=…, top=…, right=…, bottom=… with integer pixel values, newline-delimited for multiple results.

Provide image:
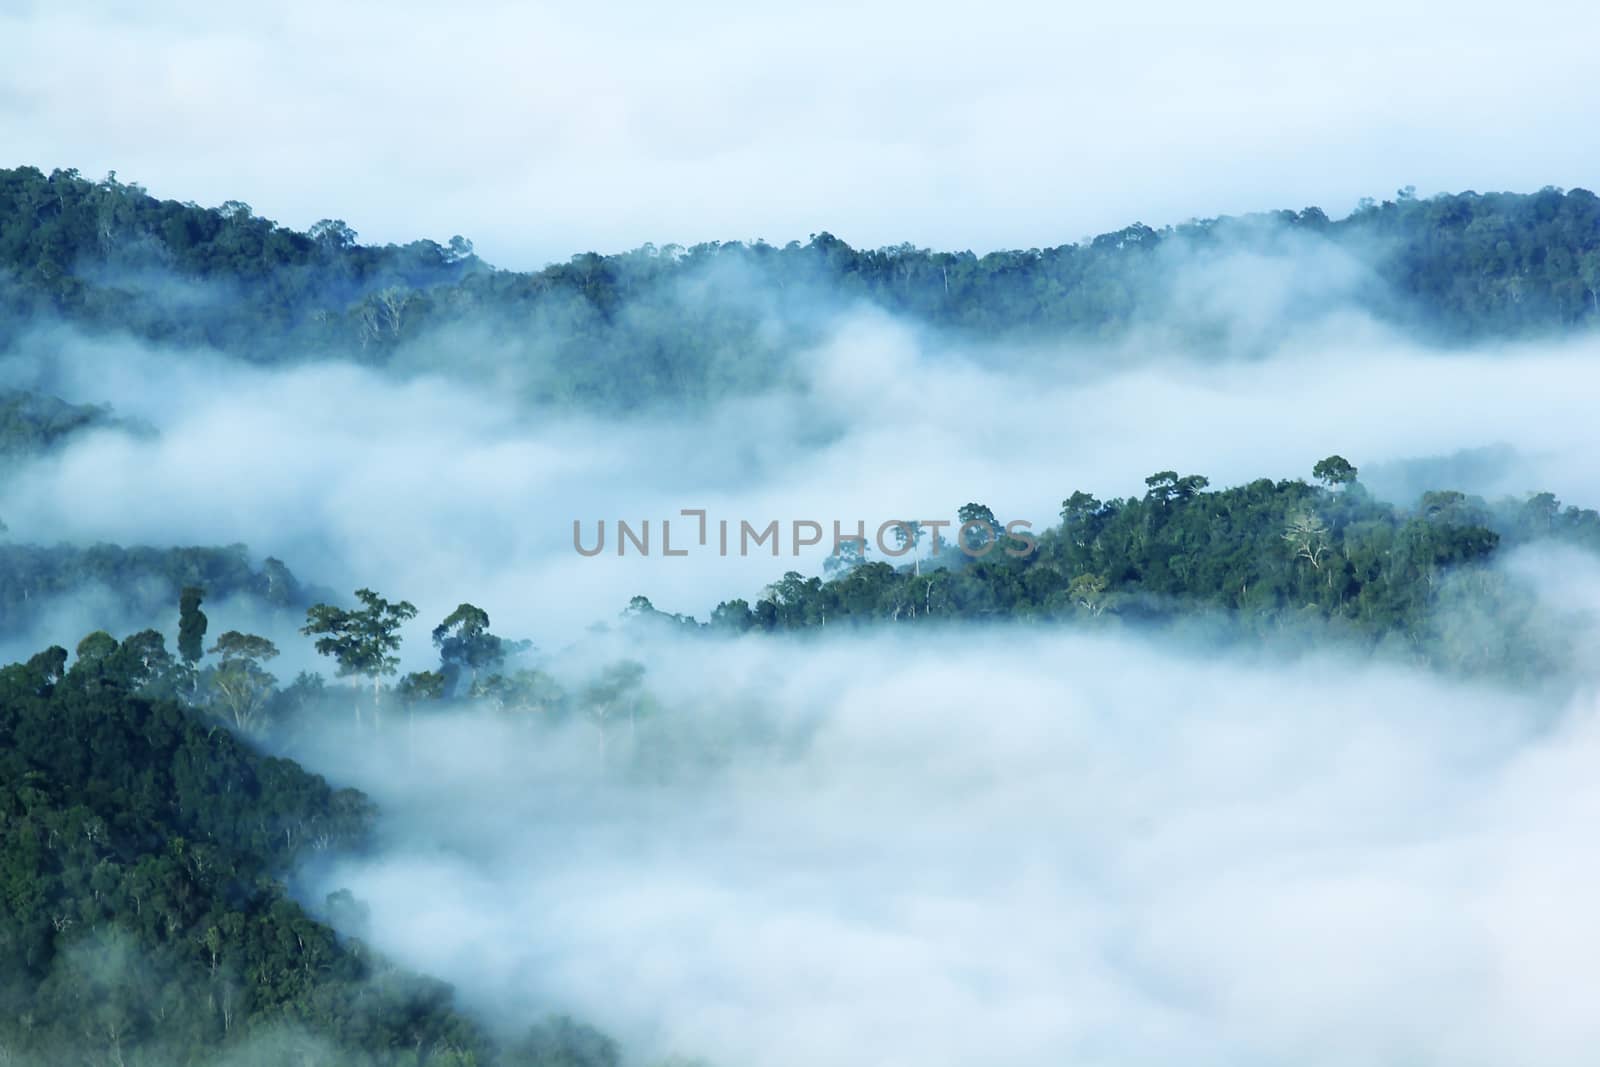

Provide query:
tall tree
left=892, top=521, right=926, bottom=575
left=1312, top=455, right=1358, bottom=488
left=1283, top=511, right=1331, bottom=570
left=205, top=631, right=280, bottom=736
left=431, top=602, right=508, bottom=694
left=177, top=585, right=207, bottom=666
left=957, top=503, right=998, bottom=553
left=113, top=628, right=176, bottom=696
left=301, top=588, right=418, bottom=726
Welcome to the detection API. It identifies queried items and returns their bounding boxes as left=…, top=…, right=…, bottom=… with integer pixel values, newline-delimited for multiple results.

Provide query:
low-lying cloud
left=3, top=297, right=1599, bottom=655
left=291, top=626, right=1600, bottom=1067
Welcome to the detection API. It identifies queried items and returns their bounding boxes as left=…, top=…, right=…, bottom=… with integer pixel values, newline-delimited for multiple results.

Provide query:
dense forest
left=6, top=164, right=1600, bottom=1066
left=686, top=459, right=1599, bottom=680
left=4, top=166, right=1600, bottom=409
left=0, top=602, right=636, bottom=1064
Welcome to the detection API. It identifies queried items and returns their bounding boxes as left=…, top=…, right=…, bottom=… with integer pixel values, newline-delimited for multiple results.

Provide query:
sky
left=4, top=0, right=1598, bottom=268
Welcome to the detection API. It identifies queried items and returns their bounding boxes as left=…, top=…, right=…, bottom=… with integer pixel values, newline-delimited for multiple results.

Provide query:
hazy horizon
left=7, top=0, right=1600, bottom=268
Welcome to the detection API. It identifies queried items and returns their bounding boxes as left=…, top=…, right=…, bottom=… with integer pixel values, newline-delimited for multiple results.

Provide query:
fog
left=2, top=293, right=1599, bottom=653
left=287, top=626, right=1600, bottom=1067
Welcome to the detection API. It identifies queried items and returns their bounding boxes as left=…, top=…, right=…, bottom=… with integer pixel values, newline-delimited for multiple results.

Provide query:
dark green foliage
left=705, top=467, right=1600, bottom=680
left=0, top=167, right=483, bottom=364
left=302, top=589, right=418, bottom=685
left=0, top=628, right=505, bottom=1064
left=201, top=631, right=280, bottom=736
left=177, top=585, right=207, bottom=666
left=0, top=628, right=626, bottom=1065
left=5, top=166, right=1600, bottom=410
left=1312, top=455, right=1358, bottom=487
left=431, top=603, right=524, bottom=695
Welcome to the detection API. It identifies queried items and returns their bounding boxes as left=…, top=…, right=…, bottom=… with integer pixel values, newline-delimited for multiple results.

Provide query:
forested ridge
left=4, top=166, right=1600, bottom=409
left=0, top=613, right=632, bottom=1065
left=0, top=636, right=477, bottom=1065
left=608, top=459, right=1590, bottom=681
left=6, top=163, right=1600, bottom=1066
left=0, top=544, right=320, bottom=641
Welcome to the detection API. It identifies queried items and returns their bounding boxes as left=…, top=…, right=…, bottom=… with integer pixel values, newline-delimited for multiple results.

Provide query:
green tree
left=301, top=588, right=418, bottom=726
left=205, top=631, right=280, bottom=736
left=957, top=502, right=998, bottom=553
left=891, top=521, right=926, bottom=575
left=111, top=628, right=177, bottom=696
left=177, top=585, right=207, bottom=666
left=1143, top=471, right=1181, bottom=502
left=73, top=630, right=119, bottom=685
left=25, top=644, right=68, bottom=688
left=431, top=602, right=508, bottom=694
left=1312, top=455, right=1358, bottom=487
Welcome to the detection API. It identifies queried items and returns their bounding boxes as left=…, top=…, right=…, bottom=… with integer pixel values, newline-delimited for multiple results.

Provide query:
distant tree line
left=4, top=166, right=1600, bottom=409
left=0, top=543, right=318, bottom=640
left=0, top=388, right=148, bottom=457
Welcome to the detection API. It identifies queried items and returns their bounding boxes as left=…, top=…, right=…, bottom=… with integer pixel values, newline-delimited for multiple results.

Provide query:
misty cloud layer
left=290, top=628, right=1600, bottom=1067
left=3, top=289, right=1600, bottom=657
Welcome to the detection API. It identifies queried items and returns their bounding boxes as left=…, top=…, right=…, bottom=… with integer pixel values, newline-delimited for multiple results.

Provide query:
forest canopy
left=4, top=167, right=1600, bottom=409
